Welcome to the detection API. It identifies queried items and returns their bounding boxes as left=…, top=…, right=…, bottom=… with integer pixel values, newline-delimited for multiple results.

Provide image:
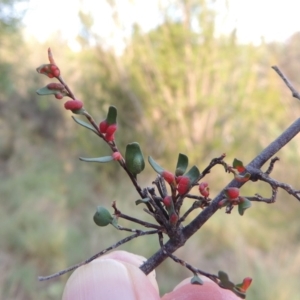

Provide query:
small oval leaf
left=72, top=116, right=99, bottom=134
left=190, top=274, right=203, bottom=285
left=148, top=156, right=164, bottom=174
left=238, top=198, right=252, bottom=216
left=175, top=153, right=189, bottom=176
left=79, top=156, right=114, bottom=163
left=185, top=165, right=201, bottom=184
left=106, top=106, right=117, bottom=125
left=135, top=198, right=150, bottom=205
left=125, top=142, right=145, bottom=176
left=36, top=86, right=54, bottom=95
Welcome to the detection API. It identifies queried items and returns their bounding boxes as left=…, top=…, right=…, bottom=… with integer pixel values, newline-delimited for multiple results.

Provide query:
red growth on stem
left=225, top=187, right=240, bottom=200
left=177, top=176, right=191, bottom=195
left=64, top=100, right=83, bottom=111
left=99, top=120, right=108, bottom=134
left=239, top=277, right=252, bottom=292
left=105, top=133, right=115, bottom=142
left=199, top=182, right=209, bottom=198
left=106, top=124, right=118, bottom=136
left=163, top=196, right=172, bottom=207
left=169, top=212, right=178, bottom=225
left=112, top=152, right=122, bottom=161
left=162, top=171, right=175, bottom=184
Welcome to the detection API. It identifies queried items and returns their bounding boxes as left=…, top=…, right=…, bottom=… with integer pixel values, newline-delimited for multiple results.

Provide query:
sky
left=22, top=0, right=300, bottom=52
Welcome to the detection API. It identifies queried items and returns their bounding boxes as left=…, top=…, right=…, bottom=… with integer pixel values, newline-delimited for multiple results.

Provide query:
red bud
left=64, top=100, right=83, bottom=111
left=47, top=83, right=65, bottom=90
left=163, top=196, right=172, bottom=207
left=99, top=120, right=109, bottom=134
left=55, top=93, right=63, bottom=100
left=169, top=212, right=178, bottom=225
left=106, top=124, right=118, bottom=136
left=199, top=182, right=209, bottom=198
left=105, top=133, right=115, bottom=142
left=162, top=171, right=175, bottom=184
left=224, top=187, right=240, bottom=200
left=240, top=277, right=252, bottom=292
left=177, top=176, right=190, bottom=195
left=112, top=152, right=122, bottom=161
left=37, top=64, right=60, bottom=78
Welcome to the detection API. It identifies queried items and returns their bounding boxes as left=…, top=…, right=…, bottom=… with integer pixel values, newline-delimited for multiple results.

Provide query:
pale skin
left=62, top=251, right=240, bottom=300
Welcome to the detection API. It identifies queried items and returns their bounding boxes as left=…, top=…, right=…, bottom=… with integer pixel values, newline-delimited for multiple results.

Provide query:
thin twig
left=265, top=157, right=279, bottom=175
left=272, top=66, right=300, bottom=100
left=112, top=200, right=162, bottom=230
left=157, top=232, right=219, bottom=284
left=38, top=229, right=158, bottom=281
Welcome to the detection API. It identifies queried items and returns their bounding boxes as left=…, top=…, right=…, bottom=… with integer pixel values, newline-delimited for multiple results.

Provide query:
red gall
left=163, top=196, right=172, bottom=207
left=169, top=212, right=178, bottom=225
left=105, top=133, right=115, bottom=142
left=64, top=100, right=83, bottom=111
left=99, top=120, right=109, bottom=134
left=106, top=124, right=118, bottom=136
left=162, top=171, right=175, bottom=184
left=199, top=182, right=209, bottom=198
left=224, top=187, right=240, bottom=200
left=177, top=176, right=191, bottom=195
left=112, top=152, right=122, bottom=161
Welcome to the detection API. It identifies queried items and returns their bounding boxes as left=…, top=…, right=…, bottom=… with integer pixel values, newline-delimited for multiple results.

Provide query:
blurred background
left=1, top=0, right=300, bottom=299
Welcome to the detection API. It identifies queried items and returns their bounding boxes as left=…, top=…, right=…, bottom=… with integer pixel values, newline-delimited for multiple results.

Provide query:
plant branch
left=38, top=229, right=158, bottom=281
left=272, top=66, right=300, bottom=100
left=141, top=117, right=300, bottom=274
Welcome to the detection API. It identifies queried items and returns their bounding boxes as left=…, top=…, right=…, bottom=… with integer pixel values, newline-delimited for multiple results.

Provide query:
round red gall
left=64, top=100, right=83, bottom=111
left=177, top=176, right=190, bottom=195
left=169, top=213, right=178, bottom=225
left=163, top=196, right=172, bottom=207
left=99, top=120, right=109, bottom=134
left=50, top=64, right=60, bottom=77
left=105, top=133, right=115, bottom=142
left=225, top=187, right=240, bottom=200
left=55, top=93, right=63, bottom=100
left=112, top=152, right=122, bottom=161
left=199, top=182, right=209, bottom=197
left=162, top=171, right=175, bottom=184
left=106, top=124, right=118, bottom=136
left=47, top=83, right=64, bottom=90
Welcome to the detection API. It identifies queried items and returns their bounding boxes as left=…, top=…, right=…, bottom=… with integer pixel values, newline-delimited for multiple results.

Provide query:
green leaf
left=175, top=153, right=188, bottom=176
left=185, top=165, right=201, bottom=184
left=233, top=158, right=246, bottom=172
left=36, top=86, right=57, bottom=95
left=135, top=198, right=150, bottom=205
left=79, top=156, right=114, bottom=163
left=71, top=108, right=86, bottom=115
left=106, top=106, right=117, bottom=125
left=93, top=206, right=113, bottom=227
left=148, top=156, right=164, bottom=174
left=218, top=271, right=230, bottom=283
left=72, top=116, right=99, bottom=134
left=234, top=172, right=251, bottom=183
left=125, top=142, right=145, bottom=176
left=190, top=274, right=203, bottom=285
left=238, top=198, right=252, bottom=216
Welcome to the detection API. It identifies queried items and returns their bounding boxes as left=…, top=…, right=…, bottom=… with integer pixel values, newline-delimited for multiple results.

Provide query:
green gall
left=93, top=206, right=113, bottom=227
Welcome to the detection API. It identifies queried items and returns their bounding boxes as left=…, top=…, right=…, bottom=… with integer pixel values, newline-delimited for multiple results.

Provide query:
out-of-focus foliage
left=2, top=0, right=300, bottom=299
